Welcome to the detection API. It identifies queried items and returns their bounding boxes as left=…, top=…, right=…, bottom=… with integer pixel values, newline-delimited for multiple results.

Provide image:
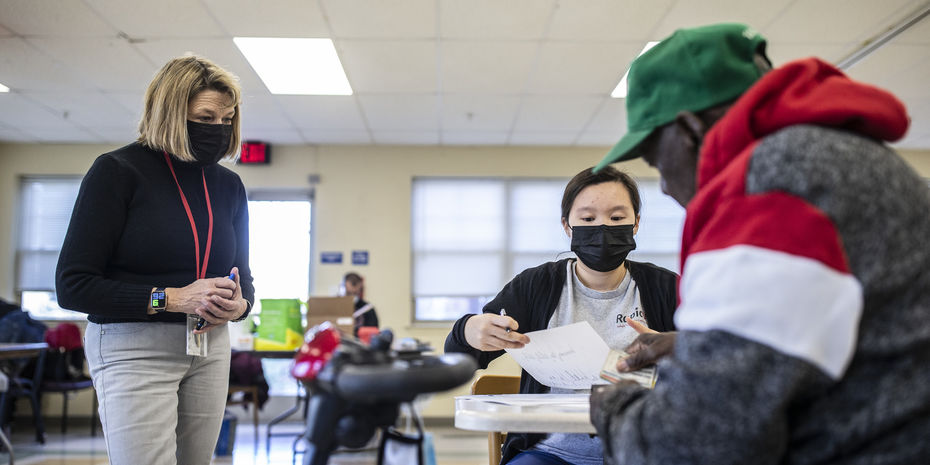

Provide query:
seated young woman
left=445, top=166, right=678, bottom=465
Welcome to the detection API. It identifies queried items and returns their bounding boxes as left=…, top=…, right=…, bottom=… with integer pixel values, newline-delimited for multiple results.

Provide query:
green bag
left=255, top=298, right=303, bottom=350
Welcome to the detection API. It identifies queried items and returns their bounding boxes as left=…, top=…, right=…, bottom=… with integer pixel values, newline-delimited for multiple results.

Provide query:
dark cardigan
left=444, top=258, right=678, bottom=464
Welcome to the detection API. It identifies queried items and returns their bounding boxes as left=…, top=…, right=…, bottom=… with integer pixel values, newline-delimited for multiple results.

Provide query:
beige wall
left=2, top=142, right=930, bottom=420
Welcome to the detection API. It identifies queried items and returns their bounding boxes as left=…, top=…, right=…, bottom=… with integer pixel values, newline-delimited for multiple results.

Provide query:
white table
left=454, top=393, right=596, bottom=434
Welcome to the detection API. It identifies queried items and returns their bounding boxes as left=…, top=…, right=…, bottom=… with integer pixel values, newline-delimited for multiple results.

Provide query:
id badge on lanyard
left=164, top=152, right=213, bottom=357
left=187, top=314, right=208, bottom=357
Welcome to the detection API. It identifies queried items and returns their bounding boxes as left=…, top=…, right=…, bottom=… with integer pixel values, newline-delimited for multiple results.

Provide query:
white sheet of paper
left=504, top=321, right=610, bottom=389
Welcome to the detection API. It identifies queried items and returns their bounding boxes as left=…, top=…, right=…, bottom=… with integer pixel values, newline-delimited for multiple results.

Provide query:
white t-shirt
left=535, top=260, right=645, bottom=465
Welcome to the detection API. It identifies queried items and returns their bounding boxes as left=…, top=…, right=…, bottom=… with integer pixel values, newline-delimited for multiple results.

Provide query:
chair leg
left=28, top=392, right=45, bottom=444
left=61, top=392, right=69, bottom=435
left=252, top=395, right=259, bottom=444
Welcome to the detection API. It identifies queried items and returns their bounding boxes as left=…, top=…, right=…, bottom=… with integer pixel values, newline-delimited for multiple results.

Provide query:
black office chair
left=0, top=348, right=47, bottom=444
left=40, top=376, right=97, bottom=436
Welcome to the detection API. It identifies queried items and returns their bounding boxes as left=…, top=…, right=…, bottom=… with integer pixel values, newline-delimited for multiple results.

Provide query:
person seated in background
left=445, top=166, right=678, bottom=465
left=590, top=23, right=930, bottom=464
left=342, top=272, right=379, bottom=337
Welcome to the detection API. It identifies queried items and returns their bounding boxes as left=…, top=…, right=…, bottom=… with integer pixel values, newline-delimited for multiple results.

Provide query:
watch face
left=152, top=290, right=166, bottom=309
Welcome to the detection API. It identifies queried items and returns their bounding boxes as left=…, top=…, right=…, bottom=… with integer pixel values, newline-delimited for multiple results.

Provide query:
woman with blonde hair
left=56, top=55, right=254, bottom=464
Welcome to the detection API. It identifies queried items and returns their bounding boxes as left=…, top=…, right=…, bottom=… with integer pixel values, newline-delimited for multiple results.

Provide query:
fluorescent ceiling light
left=611, top=41, right=660, bottom=98
left=0, top=82, right=9, bottom=93
left=234, top=37, right=352, bottom=95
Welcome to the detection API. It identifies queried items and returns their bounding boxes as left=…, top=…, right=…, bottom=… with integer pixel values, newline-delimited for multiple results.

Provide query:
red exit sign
left=239, top=141, right=270, bottom=164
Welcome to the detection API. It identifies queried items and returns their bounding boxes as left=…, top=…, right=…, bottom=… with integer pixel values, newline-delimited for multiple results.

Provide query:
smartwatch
left=151, top=288, right=167, bottom=313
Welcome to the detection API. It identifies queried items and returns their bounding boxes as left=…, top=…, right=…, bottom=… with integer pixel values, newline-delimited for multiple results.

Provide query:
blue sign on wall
left=352, top=250, right=369, bottom=265
left=320, top=251, right=343, bottom=264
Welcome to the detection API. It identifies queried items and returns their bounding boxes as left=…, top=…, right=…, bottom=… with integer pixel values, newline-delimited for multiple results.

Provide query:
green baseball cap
left=595, top=23, right=767, bottom=171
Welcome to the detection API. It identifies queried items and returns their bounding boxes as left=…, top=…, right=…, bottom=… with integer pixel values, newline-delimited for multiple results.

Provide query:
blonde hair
left=138, top=55, right=241, bottom=162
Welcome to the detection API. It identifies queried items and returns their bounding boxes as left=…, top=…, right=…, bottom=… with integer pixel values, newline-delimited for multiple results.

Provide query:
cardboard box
left=306, top=296, right=355, bottom=335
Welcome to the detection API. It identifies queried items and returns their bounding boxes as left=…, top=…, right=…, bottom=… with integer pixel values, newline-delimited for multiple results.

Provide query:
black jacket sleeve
left=232, top=176, right=255, bottom=310
left=444, top=260, right=566, bottom=368
left=56, top=155, right=152, bottom=316
left=628, top=261, right=679, bottom=332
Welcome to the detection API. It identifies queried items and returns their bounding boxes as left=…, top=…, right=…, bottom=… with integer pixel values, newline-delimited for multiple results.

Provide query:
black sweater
left=56, top=142, right=254, bottom=324
left=444, top=258, right=678, bottom=464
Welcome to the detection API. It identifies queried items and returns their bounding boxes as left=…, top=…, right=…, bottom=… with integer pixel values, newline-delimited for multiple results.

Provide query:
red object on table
left=357, top=326, right=379, bottom=345
left=291, top=322, right=340, bottom=382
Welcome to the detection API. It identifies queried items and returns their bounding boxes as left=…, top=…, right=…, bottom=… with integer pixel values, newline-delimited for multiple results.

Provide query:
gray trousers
left=85, top=322, right=230, bottom=465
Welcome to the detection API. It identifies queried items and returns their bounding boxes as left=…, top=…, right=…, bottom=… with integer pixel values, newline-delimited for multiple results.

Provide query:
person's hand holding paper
left=464, top=312, right=530, bottom=351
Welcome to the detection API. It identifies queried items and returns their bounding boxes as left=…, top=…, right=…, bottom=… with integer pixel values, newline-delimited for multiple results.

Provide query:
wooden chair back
left=470, top=374, right=521, bottom=465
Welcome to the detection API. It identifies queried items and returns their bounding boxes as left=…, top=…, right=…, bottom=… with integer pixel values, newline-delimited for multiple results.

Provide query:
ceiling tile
left=84, top=0, right=223, bottom=38
left=583, top=98, right=626, bottom=133
left=512, top=95, right=603, bottom=132
left=300, top=129, right=372, bottom=144
left=28, top=37, right=156, bottom=92
left=442, top=131, right=509, bottom=145
left=276, top=95, right=368, bottom=130
left=89, top=127, right=138, bottom=144
left=0, top=38, right=92, bottom=91
left=28, top=126, right=100, bottom=143
left=895, top=15, right=930, bottom=45
left=439, top=0, right=555, bottom=40
left=105, top=92, right=145, bottom=117
left=652, top=0, right=794, bottom=38
left=894, top=134, right=930, bottom=149
left=0, top=93, right=73, bottom=127
left=441, top=41, right=538, bottom=93
left=767, top=44, right=851, bottom=69
left=322, top=0, right=436, bottom=39
left=358, top=95, right=439, bottom=131
left=526, top=41, right=641, bottom=95
left=869, top=55, right=930, bottom=99
left=0, top=0, right=115, bottom=37
left=20, top=91, right=135, bottom=128
left=239, top=95, right=295, bottom=130
left=203, top=0, right=330, bottom=37
left=0, top=24, right=13, bottom=37
left=547, top=0, right=675, bottom=41
left=844, top=43, right=930, bottom=90
left=442, top=95, right=521, bottom=131
left=133, top=38, right=267, bottom=93
left=509, top=131, right=577, bottom=146
left=242, top=128, right=306, bottom=145
left=371, top=131, right=440, bottom=144
left=0, top=125, right=36, bottom=142
left=338, top=40, right=437, bottom=93
left=764, top=0, right=917, bottom=43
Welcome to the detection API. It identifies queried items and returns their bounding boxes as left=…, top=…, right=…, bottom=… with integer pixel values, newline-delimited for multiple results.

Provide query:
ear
left=675, top=111, right=705, bottom=151
left=633, top=214, right=640, bottom=235
left=561, top=217, right=572, bottom=238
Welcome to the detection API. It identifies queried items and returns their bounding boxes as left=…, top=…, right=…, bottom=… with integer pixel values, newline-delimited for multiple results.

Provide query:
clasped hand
left=175, top=267, right=246, bottom=333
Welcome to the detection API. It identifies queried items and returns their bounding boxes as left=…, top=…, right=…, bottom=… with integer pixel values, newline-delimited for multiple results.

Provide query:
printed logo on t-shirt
left=616, top=308, right=645, bottom=328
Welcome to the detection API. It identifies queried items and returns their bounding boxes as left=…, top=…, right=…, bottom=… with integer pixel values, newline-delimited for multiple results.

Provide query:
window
left=17, top=176, right=83, bottom=319
left=411, top=177, right=685, bottom=322
left=247, top=198, right=312, bottom=304
left=246, top=193, right=313, bottom=397
left=627, top=181, right=686, bottom=273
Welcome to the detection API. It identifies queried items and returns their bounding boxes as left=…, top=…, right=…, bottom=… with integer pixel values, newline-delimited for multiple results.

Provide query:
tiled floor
left=1, top=420, right=490, bottom=465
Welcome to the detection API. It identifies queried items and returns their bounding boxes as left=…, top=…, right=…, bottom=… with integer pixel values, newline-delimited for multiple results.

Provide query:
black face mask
left=187, top=120, right=232, bottom=165
left=570, top=224, right=636, bottom=272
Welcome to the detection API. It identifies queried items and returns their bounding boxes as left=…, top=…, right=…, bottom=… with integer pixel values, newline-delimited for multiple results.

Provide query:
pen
left=500, top=308, right=511, bottom=333
left=196, top=272, right=235, bottom=330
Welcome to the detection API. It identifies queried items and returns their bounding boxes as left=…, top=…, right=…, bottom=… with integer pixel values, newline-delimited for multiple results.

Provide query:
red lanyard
left=163, top=152, right=213, bottom=280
